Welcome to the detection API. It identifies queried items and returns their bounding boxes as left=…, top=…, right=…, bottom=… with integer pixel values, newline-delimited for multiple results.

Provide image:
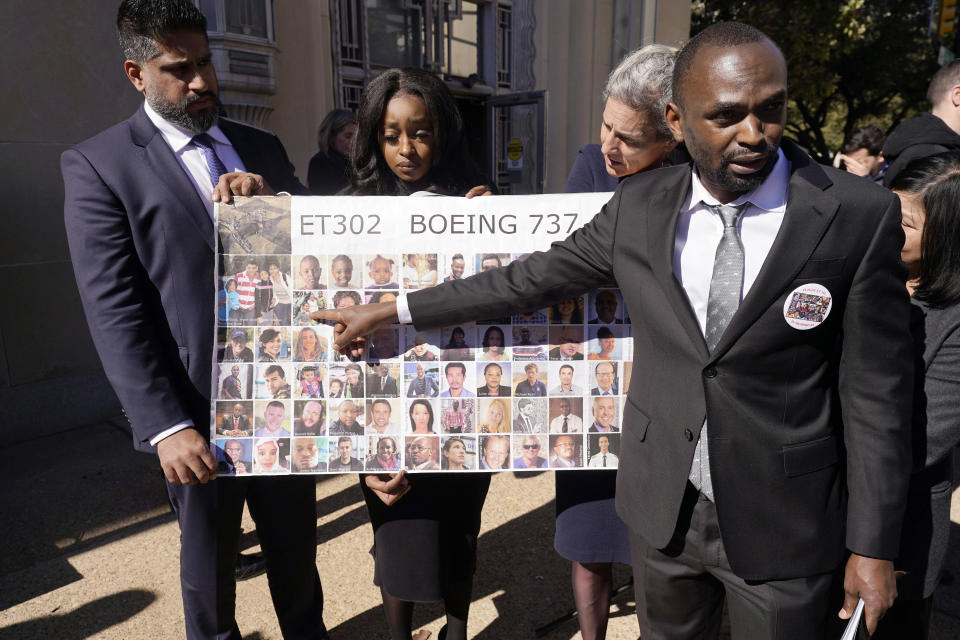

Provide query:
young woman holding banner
left=347, top=67, right=491, bottom=640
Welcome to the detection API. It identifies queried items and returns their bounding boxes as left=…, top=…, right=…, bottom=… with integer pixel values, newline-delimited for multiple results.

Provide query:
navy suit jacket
left=63, top=106, right=306, bottom=452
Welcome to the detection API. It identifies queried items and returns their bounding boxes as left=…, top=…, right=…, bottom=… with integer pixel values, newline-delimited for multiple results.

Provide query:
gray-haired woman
left=564, top=43, right=680, bottom=193
left=558, top=43, right=683, bottom=640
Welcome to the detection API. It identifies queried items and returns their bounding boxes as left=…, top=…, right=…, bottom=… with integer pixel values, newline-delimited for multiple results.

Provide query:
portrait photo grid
left=211, top=194, right=627, bottom=475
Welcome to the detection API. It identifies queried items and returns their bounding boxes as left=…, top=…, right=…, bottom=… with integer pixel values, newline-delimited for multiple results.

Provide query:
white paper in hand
left=840, top=598, right=865, bottom=640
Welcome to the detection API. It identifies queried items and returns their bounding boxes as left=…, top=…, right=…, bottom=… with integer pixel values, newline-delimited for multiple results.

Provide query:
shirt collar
left=688, top=147, right=789, bottom=212
left=143, top=100, right=231, bottom=152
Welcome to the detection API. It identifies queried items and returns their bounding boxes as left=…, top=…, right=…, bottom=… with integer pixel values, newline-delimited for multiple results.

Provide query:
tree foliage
left=692, top=0, right=942, bottom=160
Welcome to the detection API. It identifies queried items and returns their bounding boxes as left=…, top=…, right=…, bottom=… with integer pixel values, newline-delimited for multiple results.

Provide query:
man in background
left=838, top=124, right=887, bottom=184
left=883, top=60, right=960, bottom=184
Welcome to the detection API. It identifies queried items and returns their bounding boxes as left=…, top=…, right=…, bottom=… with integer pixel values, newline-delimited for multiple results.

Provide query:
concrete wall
left=269, top=1, right=336, bottom=181
left=0, top=2, right=139, bottom=440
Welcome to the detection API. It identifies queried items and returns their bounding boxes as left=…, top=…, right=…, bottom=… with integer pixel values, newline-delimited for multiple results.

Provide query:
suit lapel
left=646, top=169, right=710, bottom=359
left=129, top=107, right=216, bottom=250
left=708, top=150, right=839, bottom=361
left=221, top=120, right=259, bottom=173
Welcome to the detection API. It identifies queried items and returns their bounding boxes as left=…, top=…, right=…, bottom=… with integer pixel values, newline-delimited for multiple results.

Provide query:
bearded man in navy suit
left=62, top=2, right=326, bottom=638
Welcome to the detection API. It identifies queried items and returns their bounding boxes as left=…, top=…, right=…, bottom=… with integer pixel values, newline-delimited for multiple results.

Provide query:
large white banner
left=211, top=193, right=635, bottom=476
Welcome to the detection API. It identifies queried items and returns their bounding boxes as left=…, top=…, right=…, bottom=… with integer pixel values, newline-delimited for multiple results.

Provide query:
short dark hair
left=841, top=124, right=886, bottom=155
left=484, top=362, right=503, bottom=375
left=372, top=398, right=391, bottom=410
left=351, top=67, right=483, bottom=195
left=332, top=290, right=362, bottom=307
left=445, top=362, right=467, bottom=376
left=890, top=152, right=960, bottom=307
left=117, top=0, right=207, bottom=63
left=264, top=364, right=285, bottom=379
left=332, top=254, right=353, bottom=271
left=259, top=328, right=280, bottom=344
left=927, top=60, right=960, bottom=106
left=673, top=22, right=777, bottom=109
left=596, top=327, right=614, bottom=339
left=266, top=400, right=284, bottom=411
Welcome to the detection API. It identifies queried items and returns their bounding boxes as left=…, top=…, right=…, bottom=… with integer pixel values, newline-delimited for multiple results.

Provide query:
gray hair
left=601, top=44, right=678, bottom=139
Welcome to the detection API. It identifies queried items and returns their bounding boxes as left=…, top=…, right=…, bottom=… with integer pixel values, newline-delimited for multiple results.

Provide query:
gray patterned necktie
left=690, top=203, right=747, bottom=501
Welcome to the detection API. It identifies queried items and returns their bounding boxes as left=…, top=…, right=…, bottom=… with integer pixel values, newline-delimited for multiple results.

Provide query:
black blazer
left=63, top=106, right=306, bottom=452
left=407, top=141, right=913, bottom=580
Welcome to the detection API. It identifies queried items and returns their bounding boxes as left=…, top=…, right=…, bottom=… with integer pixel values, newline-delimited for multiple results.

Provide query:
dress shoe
left=235, top=551, right=267, bottom=581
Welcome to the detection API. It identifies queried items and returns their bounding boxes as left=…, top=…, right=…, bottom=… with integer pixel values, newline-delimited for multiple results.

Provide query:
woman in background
left=308, top=108, right=356, bottom=195
left=339, top=67, right=492, bottom=640
left=874, top=152, right=960, bottom=639
left=558, top=44, right=681, bottom=640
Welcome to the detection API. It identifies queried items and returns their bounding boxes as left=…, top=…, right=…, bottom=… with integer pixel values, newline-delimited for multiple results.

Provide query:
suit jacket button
left=704, top=366, right=717, bottom=379
left=684, top=428, right=694, bottom=441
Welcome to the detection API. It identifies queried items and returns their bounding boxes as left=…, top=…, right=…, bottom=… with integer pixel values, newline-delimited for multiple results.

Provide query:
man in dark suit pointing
left=63, top=2, right=326, bottom=638
left=320, top=23, right=912, bottom=638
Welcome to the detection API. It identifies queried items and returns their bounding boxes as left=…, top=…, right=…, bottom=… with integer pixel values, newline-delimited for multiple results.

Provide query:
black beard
left=698, top=144, right=779, bottom=194
left=148, top=91, right=219, bottom=133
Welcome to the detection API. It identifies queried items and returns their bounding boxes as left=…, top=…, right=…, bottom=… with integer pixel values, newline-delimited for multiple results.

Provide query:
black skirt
left=554, top=469, right=631, bottom=565
left=360, top=472, right=491, bottom=601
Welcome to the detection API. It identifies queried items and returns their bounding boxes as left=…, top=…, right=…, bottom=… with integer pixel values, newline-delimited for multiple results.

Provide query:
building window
left=496, top=3, right=511, bottom=87
left=225, top=0, right=270, bottom=38
left=366, top=0, right=423, bottom=68
left=331, top=0, right=506, bottom=107
left=442, top=1, right=479, bottom=79
left=198, top=0, right=275, bottom=42
left=196, top=0, right=278, bottom=127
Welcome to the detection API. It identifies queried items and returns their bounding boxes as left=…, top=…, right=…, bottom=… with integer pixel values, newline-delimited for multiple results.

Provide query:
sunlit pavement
left=1, top=420, right=958, bottom=639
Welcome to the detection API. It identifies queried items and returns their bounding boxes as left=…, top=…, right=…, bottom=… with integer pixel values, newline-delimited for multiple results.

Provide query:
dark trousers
left=166, top=475, right=326, bottom=640
left=630, top=489, right=844, bottom=640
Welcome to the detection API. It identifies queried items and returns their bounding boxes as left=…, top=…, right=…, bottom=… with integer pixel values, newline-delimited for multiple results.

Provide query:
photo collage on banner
left=211, top=193, right=626, bottom=474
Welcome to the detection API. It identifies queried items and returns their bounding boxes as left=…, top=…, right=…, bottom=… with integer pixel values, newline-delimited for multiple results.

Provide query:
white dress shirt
left=143, top=101, right=246, bottom=221
left=588, top=451, right=620, bottom=468
left=676, top=150, right=790, bottom=494
left=144, top=101, right=246, bottom=446
left=674, top=149, right=789, bottom=332
left=549, top=413, right=583, bottom=433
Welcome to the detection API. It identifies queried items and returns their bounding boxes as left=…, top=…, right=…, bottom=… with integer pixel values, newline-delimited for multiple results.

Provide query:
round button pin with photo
left=782, top=283, right=833, bottom=330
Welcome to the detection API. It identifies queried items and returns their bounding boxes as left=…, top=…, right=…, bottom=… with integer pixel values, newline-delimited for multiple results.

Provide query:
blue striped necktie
left=192, top=133, right=228, bottom=187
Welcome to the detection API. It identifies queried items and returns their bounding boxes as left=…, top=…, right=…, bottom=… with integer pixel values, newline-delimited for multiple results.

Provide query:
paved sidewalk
left=1, top=420, right=959, bottom=639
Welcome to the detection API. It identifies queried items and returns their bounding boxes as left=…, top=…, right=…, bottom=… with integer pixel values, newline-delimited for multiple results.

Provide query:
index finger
left=311, top=309, right=341, bottom=323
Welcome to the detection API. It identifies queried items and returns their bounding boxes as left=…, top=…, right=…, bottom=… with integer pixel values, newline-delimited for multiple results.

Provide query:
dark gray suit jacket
left=897, top=298, right=960, bottom=598
left=63, top=106, right=306, bottom=452
left=407, top=142, right=914, bottom=581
